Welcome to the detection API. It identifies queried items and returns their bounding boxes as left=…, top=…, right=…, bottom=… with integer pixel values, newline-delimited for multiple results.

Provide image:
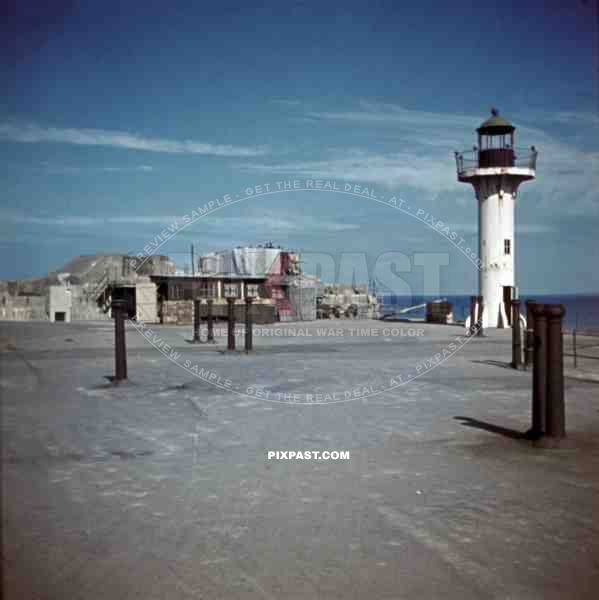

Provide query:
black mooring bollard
left=193, top=299, right=201, bottom=343
left=206, top=299, right=215, bottom=343
left=245, top=298, right=253, bottom=353
left=524, top=300, right=536, bottom=369
left=227, top=298, right=236, bottom=351
left=112, top=298, right=127, bottom=382
left=511, top=299, right=522, bottom=369
left=529, top=303, right=547, bottom=438
left=545, top=304, right=566, bottom=439
left=469, top=295, right=477, bottom=336
left=475, top=295, right=485, bottom=337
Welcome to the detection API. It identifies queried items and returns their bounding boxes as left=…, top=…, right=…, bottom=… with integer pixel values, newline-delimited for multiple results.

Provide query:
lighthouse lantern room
left=455, top=109, right=537, bottom=328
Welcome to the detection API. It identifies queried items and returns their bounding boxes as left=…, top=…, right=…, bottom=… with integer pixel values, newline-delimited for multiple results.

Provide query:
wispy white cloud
left=210, top=214, right=359, bottom=233
left=39, top=163, right=155, bottom=175
left=2, top=211, right=359, bottom=234
left=246, top=101, right=599, bottom=216
left=307, top=100, right=476, bottom=142
left=13, top=216, right=102, bottom=227
left=102, top=164, right=154, bottom=172
left=243, top=101, right=484, bottom=189
left=0, top=122, right=267, bottom=157
left=271, top=98, right=302, bottom=107
left=446, top=223, right=557, bottom=235
left=242, top=150, right=457, bottom=190
left=104, top=215, right=182, bottom=225
left=533, top=110, right=599, bottom=127
left=3, top=214, right=181, bottom=227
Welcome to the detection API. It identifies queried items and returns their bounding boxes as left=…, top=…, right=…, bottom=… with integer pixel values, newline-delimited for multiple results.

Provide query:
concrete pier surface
left=1, top=319, right=598, bottom=599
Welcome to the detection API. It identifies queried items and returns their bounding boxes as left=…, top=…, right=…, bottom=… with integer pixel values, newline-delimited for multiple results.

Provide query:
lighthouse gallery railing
left=454, top=147, right=538, bottom=175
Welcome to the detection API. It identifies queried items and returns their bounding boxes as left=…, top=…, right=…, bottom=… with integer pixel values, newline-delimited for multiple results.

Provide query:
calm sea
left=378, top=293, right=599, bottom=330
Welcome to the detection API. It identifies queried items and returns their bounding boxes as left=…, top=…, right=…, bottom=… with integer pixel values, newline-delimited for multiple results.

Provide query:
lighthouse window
left=504, top=239, right=511, bottom=255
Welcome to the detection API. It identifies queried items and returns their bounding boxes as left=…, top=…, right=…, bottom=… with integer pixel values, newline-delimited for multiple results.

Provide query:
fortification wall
left=135, top=282, right=159, bottom=323
left=160, top=300, right=276, bottom=325
left=70, top=286, right=111, bottom=321
left=0, top=295, right=47, bottom=321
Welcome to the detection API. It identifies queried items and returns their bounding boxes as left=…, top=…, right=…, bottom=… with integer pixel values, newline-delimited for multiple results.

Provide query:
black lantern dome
left=476, top=108, right=515, bottom=167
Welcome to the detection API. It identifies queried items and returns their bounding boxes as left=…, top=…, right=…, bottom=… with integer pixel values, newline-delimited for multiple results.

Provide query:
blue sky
left=1, top=0, right=598, bottom=294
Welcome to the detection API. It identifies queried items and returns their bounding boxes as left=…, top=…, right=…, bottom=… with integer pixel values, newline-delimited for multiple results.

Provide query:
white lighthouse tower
left=456, top=109, right=537, bottom=328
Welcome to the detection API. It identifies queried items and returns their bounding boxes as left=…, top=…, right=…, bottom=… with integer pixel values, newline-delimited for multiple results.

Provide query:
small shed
left=426, top=300, right=453, bottom=324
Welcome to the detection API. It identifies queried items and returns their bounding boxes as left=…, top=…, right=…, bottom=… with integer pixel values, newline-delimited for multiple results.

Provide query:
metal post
left=529, top=303, right=547, bottom=438
left=511, top=299, right=522, bottom=369
left=112, top=298, right=127, bottom=382
left=158, top=299, right=164, bottom=325
left=227, top=298, right=236, bottom=352
left=193, top=299, right=201, bottom=343
left=469, top=295, right=477, bottom=336
left=207, top=299, right=215, bottom=343
left=475, top=295, right=485, bottom=337
left=524, top=300, right=536, bottom=369
left=573, top=311, right=578, bottom=369
left=503, top=285, right=514, bottom=326
left=245, top=297, right=253, bottom=353
left=545, top=304, right=566, bottom=439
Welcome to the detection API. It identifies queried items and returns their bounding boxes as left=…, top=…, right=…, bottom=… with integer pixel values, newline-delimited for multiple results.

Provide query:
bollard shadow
left=471, top=359, right=514, bottom=370
left=102, top=376, right=135, bottom=386
left=454, top=416, right=525, bottom=440
left=185, top=338, right=219, bottom=346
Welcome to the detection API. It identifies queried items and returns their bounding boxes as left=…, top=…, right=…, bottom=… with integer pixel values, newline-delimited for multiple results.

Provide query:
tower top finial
left=491, top=107, right=499, bottom=117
